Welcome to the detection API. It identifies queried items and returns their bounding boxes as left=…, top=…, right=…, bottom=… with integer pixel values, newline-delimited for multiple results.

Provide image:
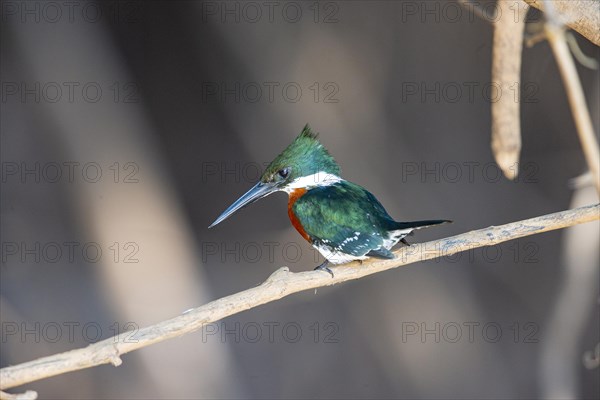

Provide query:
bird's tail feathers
left=393, top=219, right=452, bottom=231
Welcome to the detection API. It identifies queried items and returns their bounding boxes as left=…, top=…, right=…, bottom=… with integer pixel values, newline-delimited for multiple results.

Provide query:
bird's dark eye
left=278, top=167, right=290, bottom=179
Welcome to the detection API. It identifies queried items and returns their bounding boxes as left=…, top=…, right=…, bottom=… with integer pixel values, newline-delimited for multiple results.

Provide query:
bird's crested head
left=260, top=124, right=341, bottom=187
left=208, top=124, right=340, bottom=228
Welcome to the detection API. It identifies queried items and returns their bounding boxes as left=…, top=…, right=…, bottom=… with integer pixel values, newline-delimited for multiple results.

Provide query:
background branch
left=542, top=0, right=600, bottom=194
left=466, top=0, right=600, bottom=189
left=491, top=0, right=529, bottom=178
left=525, top=0, right=600, bottom=46
left=1, top=204, right=598, bottom=397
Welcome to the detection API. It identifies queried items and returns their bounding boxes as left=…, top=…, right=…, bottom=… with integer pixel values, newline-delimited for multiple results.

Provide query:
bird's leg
left=314, top=260, right=334, bottom=278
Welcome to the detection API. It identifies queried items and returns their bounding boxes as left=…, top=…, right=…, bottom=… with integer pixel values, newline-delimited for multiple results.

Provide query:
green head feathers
left=261, top=124, right=341, bottom=185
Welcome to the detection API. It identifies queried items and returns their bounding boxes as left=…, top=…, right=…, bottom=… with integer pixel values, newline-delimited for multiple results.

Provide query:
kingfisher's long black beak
left=208, top=181, right=279, bottom=228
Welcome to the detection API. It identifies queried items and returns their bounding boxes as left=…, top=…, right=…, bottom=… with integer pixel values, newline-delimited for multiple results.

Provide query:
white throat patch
left=282, top=172, right=342, bottom=193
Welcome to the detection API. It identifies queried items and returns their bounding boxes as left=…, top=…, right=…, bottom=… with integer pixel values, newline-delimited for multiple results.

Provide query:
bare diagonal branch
left=1, top=204, right=598, bottom=396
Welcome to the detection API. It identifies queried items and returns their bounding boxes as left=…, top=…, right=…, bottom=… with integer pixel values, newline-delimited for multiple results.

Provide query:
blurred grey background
left=1, top=1, right=599, bottom=399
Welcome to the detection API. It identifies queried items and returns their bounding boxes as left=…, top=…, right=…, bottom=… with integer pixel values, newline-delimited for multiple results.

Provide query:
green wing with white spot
left=291, top=180, right=396, bottom=257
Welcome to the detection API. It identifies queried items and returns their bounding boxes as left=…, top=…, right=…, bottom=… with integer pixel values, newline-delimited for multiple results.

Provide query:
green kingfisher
left=209, top=125, right=451, bottom=275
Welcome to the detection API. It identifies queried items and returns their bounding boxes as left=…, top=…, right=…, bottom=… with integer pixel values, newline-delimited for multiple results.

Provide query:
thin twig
left=491, top=0, right=529, bottom=179
left=543, top=0, right=600, bottom=194
left=1, top=204, right=598, bottom=395
left=565, top=32, right=599, bottom=70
